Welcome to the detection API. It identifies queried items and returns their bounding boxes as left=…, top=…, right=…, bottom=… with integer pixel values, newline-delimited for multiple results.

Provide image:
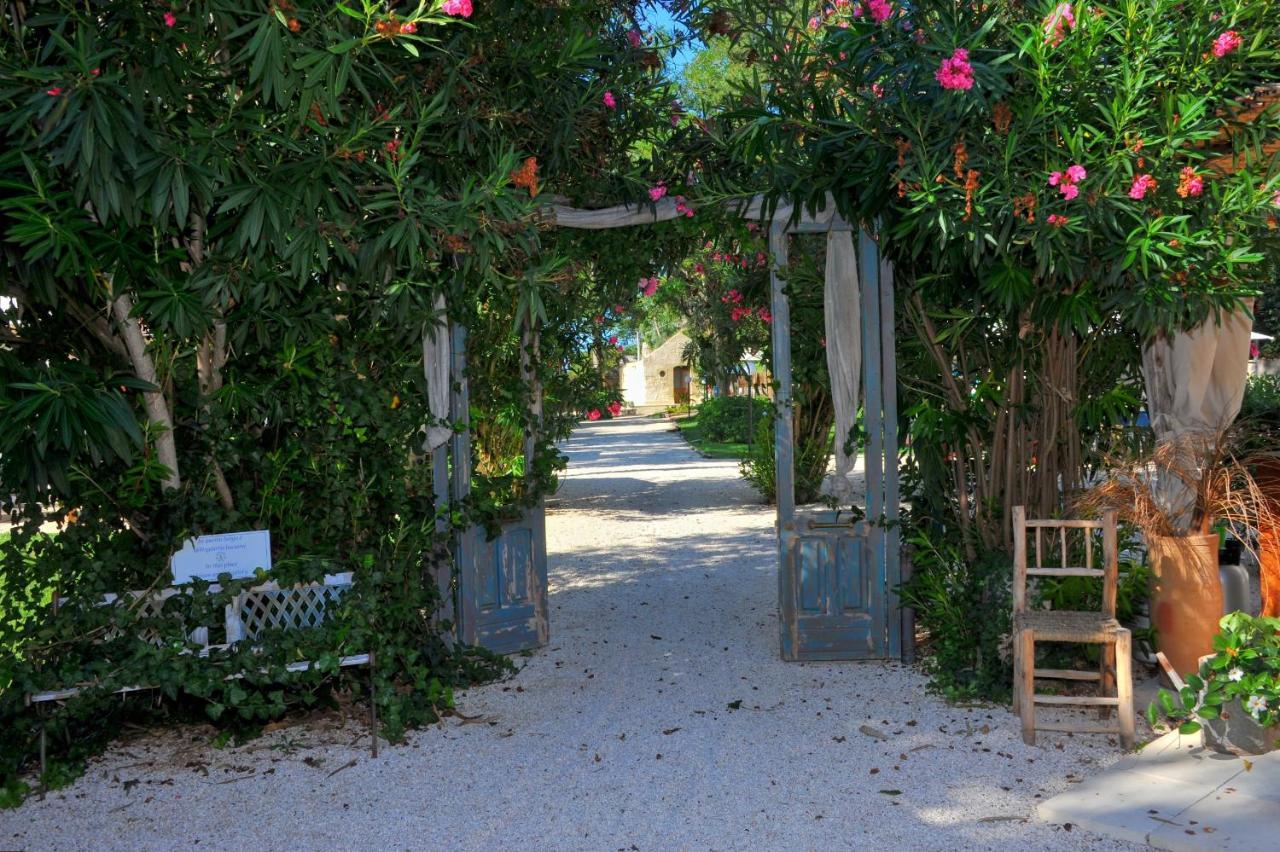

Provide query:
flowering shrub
left=1151, top=612, right=1280, bottom=735
left=715, top=0, right=1280, bottom=560
left=0, top=0, right=698, bottom=796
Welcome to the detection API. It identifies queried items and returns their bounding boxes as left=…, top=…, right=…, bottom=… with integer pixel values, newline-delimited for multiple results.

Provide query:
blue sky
left=640, top=1, right=702, bottom=81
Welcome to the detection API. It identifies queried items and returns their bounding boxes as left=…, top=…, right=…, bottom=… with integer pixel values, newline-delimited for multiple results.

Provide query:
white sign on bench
left=171, top=530, right=272, bottom=584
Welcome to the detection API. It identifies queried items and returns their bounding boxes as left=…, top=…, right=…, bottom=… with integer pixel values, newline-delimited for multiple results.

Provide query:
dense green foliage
left=0, top=0, right=708, bottom=795
left=695, top=0, right=1280, bottom=698
left=692, top=396, right=758, bottom=444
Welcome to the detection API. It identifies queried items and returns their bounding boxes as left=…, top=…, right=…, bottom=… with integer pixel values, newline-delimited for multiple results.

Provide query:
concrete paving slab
left=1107, top=736, right=1246, bottom=788
left=1040, top=729, right=1280, bottom=850
left=1149, top=789, right=1274, bottom=851
left=1037, top=768, right=1215, bottom=845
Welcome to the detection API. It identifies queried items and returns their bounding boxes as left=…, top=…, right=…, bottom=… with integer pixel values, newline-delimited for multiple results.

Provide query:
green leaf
left=329, top=38, right=363, bottom=55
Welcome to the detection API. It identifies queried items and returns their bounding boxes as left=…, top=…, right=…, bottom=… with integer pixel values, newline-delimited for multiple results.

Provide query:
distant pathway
left=2, top=416, right=1133, bottom=851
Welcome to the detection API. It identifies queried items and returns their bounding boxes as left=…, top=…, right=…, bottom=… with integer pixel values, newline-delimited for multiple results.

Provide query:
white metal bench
left=26, top=572, right=376, bottom=780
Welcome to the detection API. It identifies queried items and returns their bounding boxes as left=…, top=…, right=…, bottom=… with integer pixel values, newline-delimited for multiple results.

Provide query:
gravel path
left=2, top=416, right=1138, bottom=851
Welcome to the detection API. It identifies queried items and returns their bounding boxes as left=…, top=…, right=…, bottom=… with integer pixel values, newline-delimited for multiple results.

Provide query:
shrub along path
left=2, top=416, right=1137, bottom=850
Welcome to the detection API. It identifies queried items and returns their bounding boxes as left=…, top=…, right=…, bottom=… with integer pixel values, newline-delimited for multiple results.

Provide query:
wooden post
left=520, top=318, right=542, bottom=483
left=769, top=223, right=795, bottom=525
left=1013, top=506, right=1028, bottom=613
left=450, top=323, right=475, bottom=646
left=858, top=229, right=886, bottom=648
left=1019, top=629, right=1037, bottom=745
left=1116, top=630, right=1135, bottom=749
left=879, top=249, right=902, bottom=659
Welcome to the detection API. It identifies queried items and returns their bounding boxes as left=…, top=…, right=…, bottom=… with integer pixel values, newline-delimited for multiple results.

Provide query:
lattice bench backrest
left=86, top=573, right=354, bottom=651
left=229, top=573, right=354, bottom=644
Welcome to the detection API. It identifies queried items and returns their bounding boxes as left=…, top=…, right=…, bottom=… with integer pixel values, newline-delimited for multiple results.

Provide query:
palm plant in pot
left=1149, top=612, right=1280, bottom=755
left=1081, top=428, right=1276, bottom=676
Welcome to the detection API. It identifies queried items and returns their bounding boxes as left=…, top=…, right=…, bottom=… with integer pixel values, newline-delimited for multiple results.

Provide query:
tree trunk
left=111, top=291, right=181, bottom=492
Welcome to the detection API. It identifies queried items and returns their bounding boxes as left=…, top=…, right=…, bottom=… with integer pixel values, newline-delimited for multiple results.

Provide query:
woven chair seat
left=1015, top=610, right=1123, bottom=643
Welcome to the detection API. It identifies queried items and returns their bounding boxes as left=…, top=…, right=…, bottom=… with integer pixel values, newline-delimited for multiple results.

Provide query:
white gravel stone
left=1, top=415, right=1143, bottom=851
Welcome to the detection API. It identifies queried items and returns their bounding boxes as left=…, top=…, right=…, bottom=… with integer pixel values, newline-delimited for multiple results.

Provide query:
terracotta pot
left=1261, top=526, right=1280, bottom=619
left=1148, top=533, right=1223, bottom=677
left=1257, top=458, right=1280, bottom=618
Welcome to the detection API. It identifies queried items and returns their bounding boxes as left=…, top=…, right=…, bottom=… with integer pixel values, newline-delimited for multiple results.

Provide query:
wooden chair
left=1012, top=507, right=1135, bottom=749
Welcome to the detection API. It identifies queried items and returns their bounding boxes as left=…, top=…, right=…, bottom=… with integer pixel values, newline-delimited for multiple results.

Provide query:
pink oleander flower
left=608, top=401, right=623, bottom=417
left=1177, top=166, right=1204, bottom=198
left=1049, top=164, right=1086, bottom=200
left=627, top=29, right=642, bottom=48
left=1129, top=173, right=1157, bottom=200
left=1043, top=3, right=1076, bottom=47
left=1212, top=30, right=1242, bottom=59
left=1271, top=189, right=1280, bottom=207
left=639, top=276, right=660, bottom=297
left=163, top=11, right=177, bottom=27
left=1047, top=214, right=1070, bottom=227
left=674, top=195, right=694, bottom=217
left=442, top=0, right=473, bottom=18
left=588, top=409, right=602, bottom=421
left=400, top=22, right=417, bottom=34
left=868, top=0, right=893, bottom=24
left=935, top=48, right=974, bottom=91
left=648, top=183, right=667, bottom=201
left=608, top=335, right=619, bottom=346
left=603, top=90, right=617, bottom=109
left=756, top=307, right=773, bottom=323
left=46, top=86, right=63, bottom=96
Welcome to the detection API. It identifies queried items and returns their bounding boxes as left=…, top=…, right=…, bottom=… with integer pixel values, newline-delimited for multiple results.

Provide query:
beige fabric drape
left=1141, top=302, right=1254, bottom=532
left=824, top=231, right=861, bottom=490
left=422, top=295, right=452, bottom=452
left=1142, top=303, right=1254, bottom=441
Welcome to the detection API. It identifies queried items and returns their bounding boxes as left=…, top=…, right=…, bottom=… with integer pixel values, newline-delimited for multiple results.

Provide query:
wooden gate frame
left=769, top=221, right=904, bottom=661
left=430, top=320, right=550, bottom=654
left=433, top=196, right=904, bottom=660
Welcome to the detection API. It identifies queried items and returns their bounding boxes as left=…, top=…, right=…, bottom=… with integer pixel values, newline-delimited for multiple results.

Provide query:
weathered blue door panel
left=780, top=514, right=883, bottom=660
left=458, top=505, right=549, bottom=655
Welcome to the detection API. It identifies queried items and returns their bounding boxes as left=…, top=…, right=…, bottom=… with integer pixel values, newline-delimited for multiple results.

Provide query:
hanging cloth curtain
left=422, top=294, right=453, bottom=452
left=1142, top=303, right=1254, bottom=442
left=1141, top=302, right=1254, bottom=531
left=824, top=230, right=861, bottom=491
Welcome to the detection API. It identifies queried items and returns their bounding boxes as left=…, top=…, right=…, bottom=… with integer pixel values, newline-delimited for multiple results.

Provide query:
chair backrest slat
left=1012, top=507, right=1119, bottom=617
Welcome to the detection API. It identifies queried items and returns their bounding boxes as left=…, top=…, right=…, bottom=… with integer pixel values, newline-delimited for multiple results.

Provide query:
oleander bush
left=0, top=0, right=707, bottom=800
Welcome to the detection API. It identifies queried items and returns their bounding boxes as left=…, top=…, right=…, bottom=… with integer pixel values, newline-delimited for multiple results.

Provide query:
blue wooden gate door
left=771, top=225, right=901, bottom=661
left=446, top=324, right=550, bottom=654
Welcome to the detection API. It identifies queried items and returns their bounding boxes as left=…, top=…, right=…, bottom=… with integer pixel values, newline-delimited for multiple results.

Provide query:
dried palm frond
left=1078, top=427, right=1277, bottom=553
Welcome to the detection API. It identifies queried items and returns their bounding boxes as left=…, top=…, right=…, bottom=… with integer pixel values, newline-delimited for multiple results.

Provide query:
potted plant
left=1238, top=374, right=1280, bottom=616
left=1081, top=429, right=1275, bottom=676
left=1149, top=612, right=1280, bottom=755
